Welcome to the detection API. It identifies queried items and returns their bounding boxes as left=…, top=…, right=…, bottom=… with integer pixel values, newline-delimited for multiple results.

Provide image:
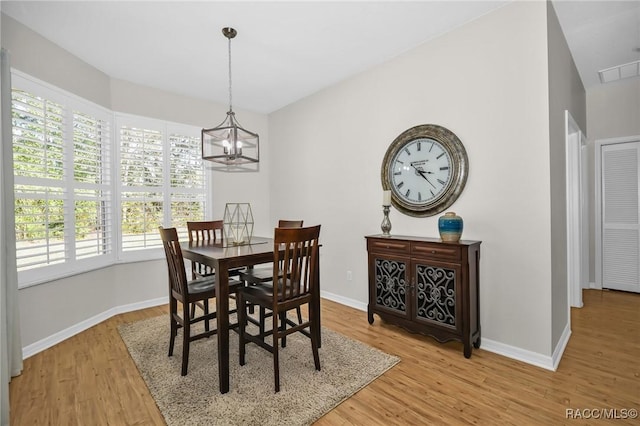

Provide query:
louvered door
left=601, top=141, right=640, bottom=293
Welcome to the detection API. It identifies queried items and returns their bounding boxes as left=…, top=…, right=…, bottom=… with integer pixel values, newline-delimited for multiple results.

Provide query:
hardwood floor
left=9, top=289, right=640, bottom=425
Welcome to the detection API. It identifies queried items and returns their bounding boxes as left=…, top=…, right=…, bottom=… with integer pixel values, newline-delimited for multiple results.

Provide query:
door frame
left=594, top=135, right=640, bottom=289
left=565, top=111, right=587, bottom=308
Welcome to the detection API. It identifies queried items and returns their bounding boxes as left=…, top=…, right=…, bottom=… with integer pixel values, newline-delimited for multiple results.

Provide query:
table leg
left=216, top=262, right=230, bottom=393
left=314, top=248, right=321, bottom=348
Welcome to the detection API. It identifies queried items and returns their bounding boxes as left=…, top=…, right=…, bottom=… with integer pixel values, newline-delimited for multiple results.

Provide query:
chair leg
left=181, top=304, right=190, bottom=376
left=190, top=303, right=196, bottom=319
left=259, top=307, right=267, bottom=340
left=296, top=307, right=303, bottom=324
left=280, top=311, right=287, bottom=348
left=238, top=292, right=246, bottom=366
left=203, top=299, right=210, bottom=333
left=273, top=311, right=280, bottom=393
left=311, top=317, right=321, bottom=371
left=168, top=299, right=177, bottom=357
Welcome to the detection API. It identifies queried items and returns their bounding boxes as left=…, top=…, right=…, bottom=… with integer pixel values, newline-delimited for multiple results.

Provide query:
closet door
left=601, top=141, right=640, bottom=293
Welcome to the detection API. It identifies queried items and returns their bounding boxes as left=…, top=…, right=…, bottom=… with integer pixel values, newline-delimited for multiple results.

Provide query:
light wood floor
left=10, top=289, right=640, bottom=425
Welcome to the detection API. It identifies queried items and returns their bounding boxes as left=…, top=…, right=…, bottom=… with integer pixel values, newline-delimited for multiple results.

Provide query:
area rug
left=118, top=314, right=399, bottom=425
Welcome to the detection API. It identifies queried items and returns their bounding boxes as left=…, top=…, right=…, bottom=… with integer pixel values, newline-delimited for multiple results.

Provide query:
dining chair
left=239, top=220, right=304, bottom=335
left=237, top=225, right=321, bottom=392
left=187, top=220, right=243, bottom=320
left=159, top=226, right=243, bottom=376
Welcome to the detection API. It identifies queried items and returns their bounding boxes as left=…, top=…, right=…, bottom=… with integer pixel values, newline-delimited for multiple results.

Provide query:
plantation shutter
left=73, top=111, right=112, bottom=259
left=169, top=131, right=206, bottom=241
left=119, top=125, right=164, bottom=251
left=12, top=89, right=67, bottom=270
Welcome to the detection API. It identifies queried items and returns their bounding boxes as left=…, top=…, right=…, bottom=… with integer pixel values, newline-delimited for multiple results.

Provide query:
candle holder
left=381, top=205, right=392, bottom=237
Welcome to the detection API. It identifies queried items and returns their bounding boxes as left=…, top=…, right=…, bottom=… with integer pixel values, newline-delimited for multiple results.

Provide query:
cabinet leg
left=367, top=310, right=374, bottom=325
left=463, top=342, right=472, bottom=359
left=473, top=336, right=481, bottom=349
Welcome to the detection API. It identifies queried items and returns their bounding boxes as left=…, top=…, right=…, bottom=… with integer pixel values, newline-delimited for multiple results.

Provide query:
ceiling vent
left=598, top=59, right=640, bottom=84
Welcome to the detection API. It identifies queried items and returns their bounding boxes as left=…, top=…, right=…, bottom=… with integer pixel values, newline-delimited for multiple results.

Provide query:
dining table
left=181, top=236, right=321, bottom=394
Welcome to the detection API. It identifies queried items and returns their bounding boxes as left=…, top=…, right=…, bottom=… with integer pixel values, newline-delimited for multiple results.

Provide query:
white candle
left=383, top=190, right=391, bottom=206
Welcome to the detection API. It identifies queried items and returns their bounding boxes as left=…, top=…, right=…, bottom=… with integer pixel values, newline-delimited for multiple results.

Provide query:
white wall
left=269, top=2, right=555, bottom=357
left=546, top=1, right=586, bottom=351
left=19, top=262, right=167, bottom=350
left=1, top=14, right=111, bottom=107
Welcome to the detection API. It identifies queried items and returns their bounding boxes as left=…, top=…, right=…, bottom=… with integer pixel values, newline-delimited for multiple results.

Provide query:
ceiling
left=2, top=1, right=639, bottom=114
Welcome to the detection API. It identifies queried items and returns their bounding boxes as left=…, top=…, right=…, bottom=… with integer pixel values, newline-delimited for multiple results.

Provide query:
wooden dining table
left=181, top=236, right=321, bottom=394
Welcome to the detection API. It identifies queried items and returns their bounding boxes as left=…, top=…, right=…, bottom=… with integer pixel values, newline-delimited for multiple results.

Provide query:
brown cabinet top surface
left=365, top=234, right=481, bottom=246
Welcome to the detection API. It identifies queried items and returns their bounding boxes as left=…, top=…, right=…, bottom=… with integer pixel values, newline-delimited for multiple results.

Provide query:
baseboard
left=479, top=338, right=556, bottom=371
left=320, top=290, right=367, bottom=312
left=551, top=323, right=572, bottom=371
left=22, top=296, right=166, bottom=359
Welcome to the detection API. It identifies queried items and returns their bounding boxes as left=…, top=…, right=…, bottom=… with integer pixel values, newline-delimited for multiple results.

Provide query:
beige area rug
left=118, top=314, right=400, bottom=426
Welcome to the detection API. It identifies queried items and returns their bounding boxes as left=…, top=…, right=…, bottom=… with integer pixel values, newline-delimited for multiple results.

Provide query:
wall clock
left=381, top=124, right=468, bottom=217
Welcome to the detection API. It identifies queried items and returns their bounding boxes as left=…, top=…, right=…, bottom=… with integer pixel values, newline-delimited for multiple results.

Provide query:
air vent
left=598, top=59, right=640, bottom=84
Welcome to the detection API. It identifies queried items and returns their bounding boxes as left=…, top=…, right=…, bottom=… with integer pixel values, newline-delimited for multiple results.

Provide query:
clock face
left=381, top=124, right=468, bottom=217
left=389, top=138, right=452, bottom=206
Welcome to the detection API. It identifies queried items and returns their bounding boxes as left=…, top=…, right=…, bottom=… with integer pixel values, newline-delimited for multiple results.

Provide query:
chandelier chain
left=228, top=35, right=233, bottom=111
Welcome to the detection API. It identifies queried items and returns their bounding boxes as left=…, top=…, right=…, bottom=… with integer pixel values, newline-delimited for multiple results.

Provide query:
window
left=119, top=124, right=164, bottom=251
left=73, top=111, right=112, bottom=260
left=12, top=72, right=206, bottom=286
left=12, top=89, right=66, bottom=271
left=169, top=131, right=206, bottom=241
left=12, top=74, right=113, bottom=285
left=115, top=115, right=206, bottom=259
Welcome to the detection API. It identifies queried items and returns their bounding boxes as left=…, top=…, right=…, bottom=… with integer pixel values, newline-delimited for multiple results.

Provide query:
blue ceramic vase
left=438, top=212, right=463, bottom=242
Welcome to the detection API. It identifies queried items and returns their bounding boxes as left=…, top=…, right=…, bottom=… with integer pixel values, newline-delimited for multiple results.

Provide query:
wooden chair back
left=187, top=220, right=224, bottom=243
left=159, top=227, right=188, bottom=299
left=278, top=219, right=303, bottom=228
left=272, top=225, right=320, bottom=304
left=186, top=220, right=224, bottom=279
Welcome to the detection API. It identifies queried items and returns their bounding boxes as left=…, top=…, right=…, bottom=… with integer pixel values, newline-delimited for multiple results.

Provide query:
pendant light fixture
left=202, top=27, right=259, bottom=170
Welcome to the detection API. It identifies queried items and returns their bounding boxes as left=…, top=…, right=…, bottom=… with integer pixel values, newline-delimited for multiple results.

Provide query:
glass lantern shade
left=222, top=203, right=254, bottom=246
left=202, top=111, right=259, bottom=168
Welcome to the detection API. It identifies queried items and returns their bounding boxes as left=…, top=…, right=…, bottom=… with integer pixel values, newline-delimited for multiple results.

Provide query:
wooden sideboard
left=365, top=234, right=481, bottom=358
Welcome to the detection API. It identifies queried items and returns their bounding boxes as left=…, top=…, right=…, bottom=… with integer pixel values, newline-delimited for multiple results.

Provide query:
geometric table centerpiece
left=222, top=203, right=254, bottom=246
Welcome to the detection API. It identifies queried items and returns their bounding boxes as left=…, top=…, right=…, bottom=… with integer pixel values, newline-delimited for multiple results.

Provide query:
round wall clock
left=381, top=124, right=468, bottom=217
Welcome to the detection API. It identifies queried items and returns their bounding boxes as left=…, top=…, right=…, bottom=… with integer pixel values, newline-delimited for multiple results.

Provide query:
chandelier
left=202, top=27, right=259, bottom=170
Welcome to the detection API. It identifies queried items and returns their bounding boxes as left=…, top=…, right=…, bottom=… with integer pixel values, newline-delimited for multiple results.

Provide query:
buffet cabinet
left=366, top=235, right=481, bottom=358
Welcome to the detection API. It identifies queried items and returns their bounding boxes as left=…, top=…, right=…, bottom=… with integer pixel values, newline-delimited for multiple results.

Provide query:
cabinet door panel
left=413, top=261, right=462, bottom=333
left=371, top=254, right=409, bottom=318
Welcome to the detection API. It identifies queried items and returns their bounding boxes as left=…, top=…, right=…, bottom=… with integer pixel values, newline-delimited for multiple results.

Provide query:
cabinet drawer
left=368, top=239, right=410, bottom=254
left=412, top=242, right=461, bottom=261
